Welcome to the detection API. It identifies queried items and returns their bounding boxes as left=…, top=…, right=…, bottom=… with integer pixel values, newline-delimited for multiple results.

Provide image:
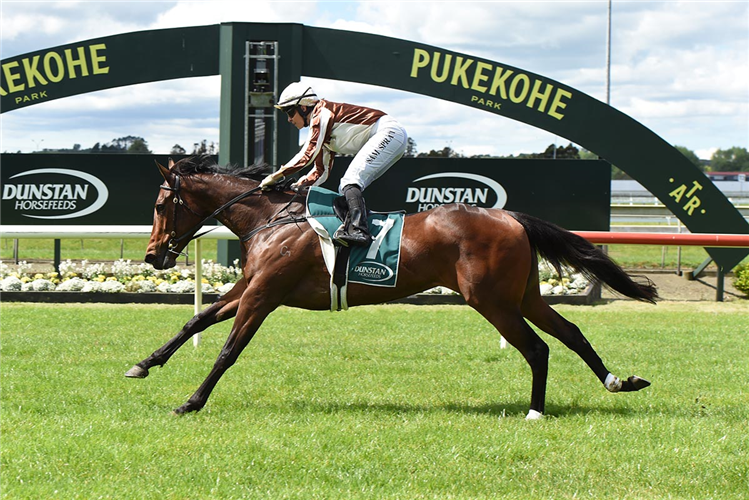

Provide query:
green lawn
left=2, top=302, right=747, bottom=499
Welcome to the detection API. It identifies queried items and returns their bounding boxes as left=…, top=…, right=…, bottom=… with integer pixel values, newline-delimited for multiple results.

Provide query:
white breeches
left=339, top=115, right=407, bottom=193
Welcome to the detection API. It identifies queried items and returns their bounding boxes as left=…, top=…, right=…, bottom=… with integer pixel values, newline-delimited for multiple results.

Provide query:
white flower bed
left=1, top=276, right=23, bottom=291
left=26, top=279, right=57, bottom=291
left=56, top=277, right=87, bottom=292
left=0, top=258, right=589, bottom=296
left=0, top=259, right=243, bottom=295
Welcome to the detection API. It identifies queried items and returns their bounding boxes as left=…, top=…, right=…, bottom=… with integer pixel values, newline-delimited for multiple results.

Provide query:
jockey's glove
left=290, top=182, right=310, bottom=195
left=290, top=177, right=309, bottom=192
left=259, top=172, right=285, bottom=190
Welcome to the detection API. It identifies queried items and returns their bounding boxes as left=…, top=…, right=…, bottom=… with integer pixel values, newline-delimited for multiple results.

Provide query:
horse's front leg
left=173, top=282, right=278, bottom=415
left=125, top=278, right=247, bottom=378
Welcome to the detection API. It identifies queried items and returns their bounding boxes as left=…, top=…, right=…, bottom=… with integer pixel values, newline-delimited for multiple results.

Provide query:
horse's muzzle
left=144, top=252, right=175, bottom=270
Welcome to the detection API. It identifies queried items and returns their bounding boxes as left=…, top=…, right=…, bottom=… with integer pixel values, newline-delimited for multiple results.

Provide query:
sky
left=1, top=0, right=747, bottom=161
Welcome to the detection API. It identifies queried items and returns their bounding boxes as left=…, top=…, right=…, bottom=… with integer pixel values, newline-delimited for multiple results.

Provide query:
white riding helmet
left=275, top=82, right=319, bottom=110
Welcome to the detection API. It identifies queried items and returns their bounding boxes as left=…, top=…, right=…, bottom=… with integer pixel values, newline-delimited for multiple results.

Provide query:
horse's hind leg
left=472, top=302, right=550, bottom=419
left=521, top=291, right=650, bottom=393
left=125, top=278, right=246, bottom=378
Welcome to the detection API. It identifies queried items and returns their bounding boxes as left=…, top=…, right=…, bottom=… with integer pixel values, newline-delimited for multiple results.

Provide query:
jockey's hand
left=259, top=172, right=284, bottom=190
left=291, top=178, right=311, bottom=193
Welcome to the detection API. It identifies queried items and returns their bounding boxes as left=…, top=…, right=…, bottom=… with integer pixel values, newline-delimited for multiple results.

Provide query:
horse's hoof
left=173, top=402, right=201, bottom=415
left=525, top=409, right=544, bottom=420
left=124, top=365, right=149, bottom=378
left=621, top=375, right=651, bottom=392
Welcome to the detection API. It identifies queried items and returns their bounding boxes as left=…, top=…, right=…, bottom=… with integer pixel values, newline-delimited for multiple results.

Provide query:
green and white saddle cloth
left=306, top=187, right=405, bottom=310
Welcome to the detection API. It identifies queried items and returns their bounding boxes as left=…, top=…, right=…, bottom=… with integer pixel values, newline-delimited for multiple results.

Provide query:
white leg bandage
left=605, top=373, right=622, bottom=392
left=526, top=409, right=544, bottom=420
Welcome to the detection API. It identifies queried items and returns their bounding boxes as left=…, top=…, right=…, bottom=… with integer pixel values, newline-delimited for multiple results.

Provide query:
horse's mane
left=171, top=155, right=273, bottom=181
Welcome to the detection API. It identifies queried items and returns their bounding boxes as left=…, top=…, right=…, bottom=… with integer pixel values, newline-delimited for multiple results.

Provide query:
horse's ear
left=168, top=157, right=175, bottom=169
left=155, top=160, right=172, bottom=181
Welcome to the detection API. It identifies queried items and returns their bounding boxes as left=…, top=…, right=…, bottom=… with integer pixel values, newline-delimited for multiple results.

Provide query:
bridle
left=160, top=174, right=263, bottom=257
left=159, top=174, right=306, bottom=257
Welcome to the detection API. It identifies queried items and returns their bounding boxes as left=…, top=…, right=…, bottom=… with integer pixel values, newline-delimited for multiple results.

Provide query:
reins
left=240, top=192, right=307, bottom=242
left=239, top=216, right=305, bottom=242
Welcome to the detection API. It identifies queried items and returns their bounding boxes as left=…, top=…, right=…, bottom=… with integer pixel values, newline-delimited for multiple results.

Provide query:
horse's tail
left=509, top=211, right=658, bottom=303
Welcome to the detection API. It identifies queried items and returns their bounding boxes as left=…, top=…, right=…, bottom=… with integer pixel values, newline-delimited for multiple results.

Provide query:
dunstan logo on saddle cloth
left=352, top=261, right=394, bottom=283
left=306, top=187, right=404, bottom=287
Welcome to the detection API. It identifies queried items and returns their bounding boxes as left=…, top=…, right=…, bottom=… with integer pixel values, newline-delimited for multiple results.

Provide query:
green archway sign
left=2, top=23, right=747, bottom=270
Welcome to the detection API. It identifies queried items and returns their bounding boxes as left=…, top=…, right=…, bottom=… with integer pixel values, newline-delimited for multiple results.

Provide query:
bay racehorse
left=127, top=155, right=657, bottom=419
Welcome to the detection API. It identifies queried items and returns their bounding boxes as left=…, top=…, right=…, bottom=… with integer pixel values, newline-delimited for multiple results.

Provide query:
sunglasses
left=283, top=107, right=297, bottom=118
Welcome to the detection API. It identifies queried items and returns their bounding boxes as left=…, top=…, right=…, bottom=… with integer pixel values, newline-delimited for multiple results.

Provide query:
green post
left=216, top=23, right=249, bottom=266
left=215, top=23, right=304, bottom=266
left=54, top=239, right=61, bottom=275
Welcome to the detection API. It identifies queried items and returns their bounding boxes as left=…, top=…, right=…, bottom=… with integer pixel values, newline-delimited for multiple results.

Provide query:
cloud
left=1, top=1, right=746, bottom=158
left=624, top=98, right=744, bottom=120
left=1, top=76, right=221, bottom=153
left=0, top=2, right=174, bottom=56
left=151, top=1, right=318, bottom=29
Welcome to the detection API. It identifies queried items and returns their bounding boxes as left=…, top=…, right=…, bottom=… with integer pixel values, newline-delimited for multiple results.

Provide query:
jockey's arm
left=262, top=112, right=328, bottom=189
left=294, top=149, right=334, bottom=188
left=260, top=141, right=314, bottom=189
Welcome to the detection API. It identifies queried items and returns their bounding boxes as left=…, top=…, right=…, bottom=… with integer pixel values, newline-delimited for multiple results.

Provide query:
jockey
left=260, top=82, right=408, bottom=247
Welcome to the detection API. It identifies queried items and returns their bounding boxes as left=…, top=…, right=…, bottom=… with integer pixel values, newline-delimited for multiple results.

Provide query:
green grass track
left=1, top=302, right=747, bottom=499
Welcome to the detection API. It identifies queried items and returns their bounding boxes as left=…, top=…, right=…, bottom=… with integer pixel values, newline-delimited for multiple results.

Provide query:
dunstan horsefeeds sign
left=1, top=23, right=747, bottom=270
left=404, top=173, right=508, bottom=212
left=2, top=169, right=109, bottom=220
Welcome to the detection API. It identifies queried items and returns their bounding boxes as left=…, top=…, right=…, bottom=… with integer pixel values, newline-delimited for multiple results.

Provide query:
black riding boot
left=334, top=184, right=372, bottom=247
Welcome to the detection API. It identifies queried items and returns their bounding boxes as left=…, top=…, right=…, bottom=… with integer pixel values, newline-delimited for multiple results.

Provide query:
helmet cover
left=275, top=82, right=319, bottom=109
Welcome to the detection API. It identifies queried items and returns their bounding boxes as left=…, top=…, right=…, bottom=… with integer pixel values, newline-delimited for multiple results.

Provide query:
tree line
left=20, top=135, right=749, bottom=176
left=24, top=136, right=217, bottom=156
left=408, top=139, right=749, bottom=177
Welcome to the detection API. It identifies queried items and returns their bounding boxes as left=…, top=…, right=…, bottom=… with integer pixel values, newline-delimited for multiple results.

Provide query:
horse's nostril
left=144, top=254, right=156, bottom=264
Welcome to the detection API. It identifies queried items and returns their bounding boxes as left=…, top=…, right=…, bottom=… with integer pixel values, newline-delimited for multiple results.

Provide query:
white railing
left=0, top=225, right=235, bottom=239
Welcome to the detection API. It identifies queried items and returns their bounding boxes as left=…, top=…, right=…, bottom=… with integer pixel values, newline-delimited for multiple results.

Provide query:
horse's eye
left=155, top=204, right=165, bottom=214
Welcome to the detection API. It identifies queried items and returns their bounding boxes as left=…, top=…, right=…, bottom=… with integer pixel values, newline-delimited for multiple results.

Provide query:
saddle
left=305, top=187, right=405, bottom=311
